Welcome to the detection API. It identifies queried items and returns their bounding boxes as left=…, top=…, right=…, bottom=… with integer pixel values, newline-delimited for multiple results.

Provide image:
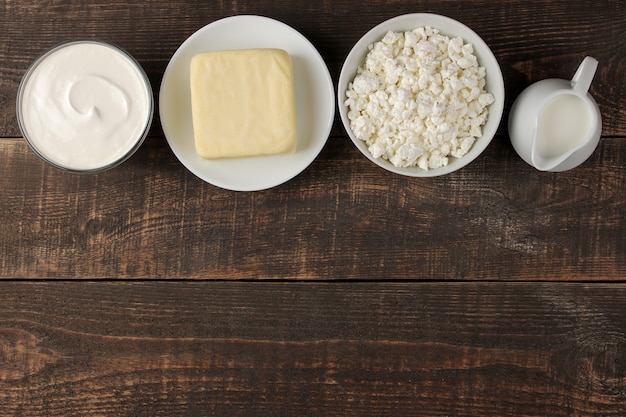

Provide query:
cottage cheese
left=344, top=27, right=495, bottom=170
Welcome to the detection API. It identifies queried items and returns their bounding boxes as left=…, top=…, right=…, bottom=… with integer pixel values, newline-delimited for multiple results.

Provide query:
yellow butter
left=190, top=48, right=297, bottom=159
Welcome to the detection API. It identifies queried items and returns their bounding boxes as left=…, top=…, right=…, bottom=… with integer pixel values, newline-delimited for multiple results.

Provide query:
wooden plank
left=2, top=0, right=626, bottom=278
left=1, top=136, right=625, bottom=279
left=1, top=0, right=625, bottom=137
left=1, top=281, right=625, bottom=416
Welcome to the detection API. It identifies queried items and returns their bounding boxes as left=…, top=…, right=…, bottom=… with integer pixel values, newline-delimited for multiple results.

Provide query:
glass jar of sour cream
left=16, top=40, right=153, bottom=173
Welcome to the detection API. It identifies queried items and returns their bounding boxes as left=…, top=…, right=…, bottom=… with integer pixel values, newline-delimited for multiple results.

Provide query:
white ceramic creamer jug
left=508, top=56, right=602, bottom=171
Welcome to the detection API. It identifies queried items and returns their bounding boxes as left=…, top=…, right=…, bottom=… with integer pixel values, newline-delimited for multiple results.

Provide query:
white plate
left=160, top=15, right=335, bottom=191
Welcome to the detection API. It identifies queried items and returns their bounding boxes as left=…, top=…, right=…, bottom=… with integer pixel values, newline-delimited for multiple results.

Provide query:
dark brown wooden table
left=1, top=1, right=625, bottom=415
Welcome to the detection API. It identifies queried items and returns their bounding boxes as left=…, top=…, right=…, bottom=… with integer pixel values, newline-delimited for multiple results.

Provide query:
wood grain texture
left=2, top=2, right=626, bottom=414
left=1, top=134, right=625, bottom=279
left=1, top=281, right=626, bottom=416
left=1, top=0, right=626, bottom=278
left=1, top=0, right=626, bottom=137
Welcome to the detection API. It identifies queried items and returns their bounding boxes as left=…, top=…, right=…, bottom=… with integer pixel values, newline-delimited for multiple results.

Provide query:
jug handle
left=571, top=56, right=598, bottom=94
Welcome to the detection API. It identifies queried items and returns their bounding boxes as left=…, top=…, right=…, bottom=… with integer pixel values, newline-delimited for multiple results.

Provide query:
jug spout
left=530, top=92, right=597, bottom=171
left=531, top=137, right=580, bottom=171
left=571, top=56, right=598, bottom=94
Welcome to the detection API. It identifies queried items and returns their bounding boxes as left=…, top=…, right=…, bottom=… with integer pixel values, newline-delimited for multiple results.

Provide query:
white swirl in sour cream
left=19, top=42, right=151, bottom=170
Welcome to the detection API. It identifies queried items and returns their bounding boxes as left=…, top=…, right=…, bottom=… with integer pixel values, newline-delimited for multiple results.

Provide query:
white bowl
left=338, top=13, right=505, bottom=177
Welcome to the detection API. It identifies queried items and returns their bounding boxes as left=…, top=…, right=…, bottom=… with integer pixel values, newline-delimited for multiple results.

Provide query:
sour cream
left=17, top=40, right=153, bottom=172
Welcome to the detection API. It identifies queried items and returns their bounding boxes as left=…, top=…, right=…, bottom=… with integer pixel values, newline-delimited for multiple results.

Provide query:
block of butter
left=190, top=48, right=297, bottom=159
